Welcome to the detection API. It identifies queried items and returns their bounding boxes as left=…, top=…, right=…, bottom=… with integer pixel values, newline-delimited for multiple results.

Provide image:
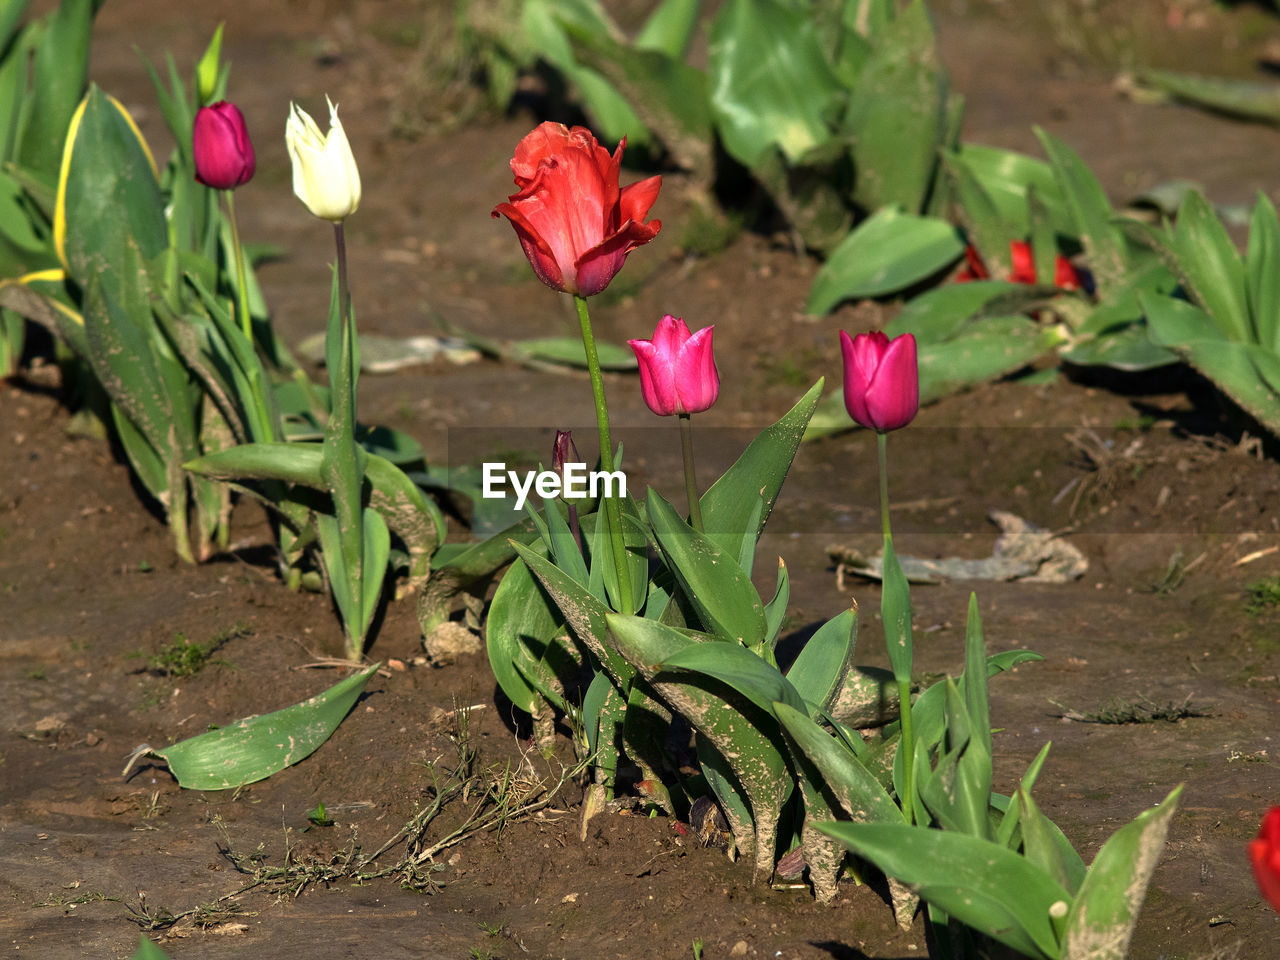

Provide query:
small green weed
left=1245, top=576, right=1280, bottom=616
left=133, top=623, right=247, bottom=678
left=24, top=665, right=45, bottom=681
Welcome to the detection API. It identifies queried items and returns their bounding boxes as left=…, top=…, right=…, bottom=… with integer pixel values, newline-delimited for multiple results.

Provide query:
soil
left=3, top=1, right=1280, bottom=958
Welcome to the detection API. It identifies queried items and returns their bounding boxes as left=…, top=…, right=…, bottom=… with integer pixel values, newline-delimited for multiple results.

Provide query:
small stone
left=731, top=940, right=748, bottom=956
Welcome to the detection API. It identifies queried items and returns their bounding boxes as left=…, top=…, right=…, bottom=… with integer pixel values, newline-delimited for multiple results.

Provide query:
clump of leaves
left=133, top=623, right=246, bottom=677
left=1245, top=575, right=1280, bottom=616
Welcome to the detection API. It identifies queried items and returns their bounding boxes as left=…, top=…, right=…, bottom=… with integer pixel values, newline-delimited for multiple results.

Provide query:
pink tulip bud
left=1251, top=806, right=1280, bottom=913
left=628, top=315, right=719, bottom=417
left=193, top=101, right=255, bottom=190
left=492, top=122, right=661, bottom=298
left=839, top=330, right=918, bottom=433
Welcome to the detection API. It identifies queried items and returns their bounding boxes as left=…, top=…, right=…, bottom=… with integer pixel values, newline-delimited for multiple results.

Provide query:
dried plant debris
left=1051, top=695, right=1210, bottom=724
left=829, top=510, right=1087, bottom=586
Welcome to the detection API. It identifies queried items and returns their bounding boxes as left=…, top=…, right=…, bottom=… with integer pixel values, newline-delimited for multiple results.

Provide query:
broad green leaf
left=647, top=489, right=766, bottom=647
left=635, top=0, right=700, bottom=58
left=56, top=86, right=167, bottom=288
left=1061, top=786, right=1183, bottom=960
left=135, top=664, right=379, bottom=790
left=1246, top=192, right=1280, bottom=351
left=1018, top=788, right=1082, bottom=898
left=916, top=315, right=1063, bottom=398
left=961, top=594, right=992, bottom=763
left=956, top=142, right=1071, bottom=237
left=944, top=152, right=1012, bottom=278
left=486, top=554, right=573, bottom=714
left=707, top=0, right=841, bottom=168
left=1171, top=190, right=1250, bottom=343
left=844, top=0, right=948, bottom=214
left=1139, top=68, right=1280, bottom=125
left=512, top=539, right=635, bottom=688
left=185, top=442, right=445, bottom=566
left=1035, top=127, right=1128, bottom=290
left=806, top=207, right=965, bottom=313
left=1163, top=337, right=1280, bottom=437
left=20, top=0, right=95, bottom=175
left=880, top=539, right=914, bottom=684
left=785, top=608, right=856, bottom=713
left=774, top=701, right=902, bottom=825
left=819, top=822, right=1067, bottom=960
left=607, top=612, right=792, bottom=877
left=566, top=21, right=712, bottom=179
left=661, top=641, right=807, bottom=716
left=513, top=335, right=637, bottom=370
left=885, top=281, right=1026, bottom=345
left=1141, top=292, right=1224, bottom=347
left=700, top=378, right=822, bottom=565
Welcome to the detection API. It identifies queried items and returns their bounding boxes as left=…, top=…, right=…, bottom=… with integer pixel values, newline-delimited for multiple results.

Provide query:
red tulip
left=628, top=315, right=719, bottom=417
left=1251, top=806, right=1280, bottom=912
left=193, top=101, right=255, bottom=190
left=840, top=330, right=918, bottom=433
left=955, top=240, right=1080, bottom=291
left=492, top=122, right=661, bottom=297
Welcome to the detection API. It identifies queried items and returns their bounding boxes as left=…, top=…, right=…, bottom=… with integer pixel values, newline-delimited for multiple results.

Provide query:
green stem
left=224, top=191, right=253, bottom=343
left=679, top=413, right=704, bottom=533
left=574, top=294, right=633, bottom=615
left=331, top=220, right=365, bottom=659
left=878, top=430, right=915, bottom=826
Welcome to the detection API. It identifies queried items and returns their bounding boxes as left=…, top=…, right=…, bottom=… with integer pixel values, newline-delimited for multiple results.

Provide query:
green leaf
left=1017, top=788, right=1082, bottom=898
left=845, top=0, right=949, bottom=213
left=818, top=822, right=1067, bottom=960
left=512, top=335, right=637, bottom=370
left=880, top=539, right=914, bottom=684
left=20, top=0, right=96, bottom=176
left=784, top=608, right=856, bottom=713
left=1171, top=190, right=1250, bottom=343
left=773, top=701, right=902, bottom=825
left=56, top=86, right=168, bottom=289
left=707, top=0, right=841, bottom=169
left=1139, top=68, right=1280, bottom=125
left=885, top=281, right=1023, bottom=344
left=1035, top=127, right=1129, bottom=290
left=955, top=143, right=1070, bottom=237
left=700, top=379, right=822, bottom=566
left=606, top=612, right=791, bottom=877
left=807, top=207, right=964, bottom=313
left=916, top=315, right=1063, bottom=400
left=661, top=641, right=807, bottom=716
left=635, top=0, right=700, bottom=58
left=130, top=935, right=172, bottom=960
left=647, top=489, right=766, bottom=646
left=136, top=664, right=379, bottom=790
left=761, top=558, right=790, bottom=648
left=945, top=152, right=1013, bottom=278
left=1061, top=786, right=1182, bottom=960
left=485, top=554, right=573, bottom=714
left=1246, top=192, right=1280, bottom=351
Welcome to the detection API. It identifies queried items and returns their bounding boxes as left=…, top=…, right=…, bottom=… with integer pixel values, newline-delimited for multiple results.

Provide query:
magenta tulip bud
left=839, top=330, right=918, bottom=433
left=193, top=101, right=255, bottom=189
left=552, top=429, right=581, bottom=477
left=628, top=315, right=719, bottom=417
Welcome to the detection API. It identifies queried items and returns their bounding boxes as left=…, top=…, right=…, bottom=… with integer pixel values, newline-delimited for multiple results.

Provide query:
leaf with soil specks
left=125, top=664, right=378, bottom=790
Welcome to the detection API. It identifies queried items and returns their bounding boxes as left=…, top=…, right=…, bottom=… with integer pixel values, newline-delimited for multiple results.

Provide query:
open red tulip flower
left=629, top=315, right=719, bottom=417
left=193, top=101, right=255, bottom=190
left=492, top=122, right=661, bottom=297
left=840, top=330, right=918, bottom=434
left=955, top=239, right=1080, bottom=290
left=1251, top=806, right=1280, bottom=913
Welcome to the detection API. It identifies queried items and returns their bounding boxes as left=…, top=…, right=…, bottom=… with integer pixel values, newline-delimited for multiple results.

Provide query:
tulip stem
left=878, top=429, right=915, bottom=826
left=224, top=191, right=253, bottom=342
left=574, top=294, right=633, bottom=615
left=679, top=413, right=704, bottom=533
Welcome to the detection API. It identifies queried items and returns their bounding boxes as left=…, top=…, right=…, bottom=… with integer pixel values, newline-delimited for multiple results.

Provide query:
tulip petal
left=674, top=325, right=719, bottom=414
left=628, top=337, right=678, bottom=416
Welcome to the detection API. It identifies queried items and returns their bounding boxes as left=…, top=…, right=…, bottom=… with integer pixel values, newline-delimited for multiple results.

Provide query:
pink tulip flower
left=840, top=330, right=918, bottom=433
left=628, top=315, right=719, bottom=417
left=193, top=101, right=255, bottom=190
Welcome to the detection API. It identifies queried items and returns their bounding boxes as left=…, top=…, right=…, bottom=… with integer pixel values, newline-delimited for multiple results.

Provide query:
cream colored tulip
left=285, top=96, right=361, bottom=221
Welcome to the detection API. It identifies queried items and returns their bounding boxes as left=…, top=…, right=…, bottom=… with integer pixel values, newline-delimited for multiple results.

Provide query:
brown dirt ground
left=3, top=1, right=1279, bottom=958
